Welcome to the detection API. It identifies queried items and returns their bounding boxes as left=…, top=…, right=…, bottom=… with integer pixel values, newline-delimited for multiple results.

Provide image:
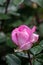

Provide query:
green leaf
left=39, top=23, right=43, bottom=37
left=8, top=12, right=20, bottom=16
left=16, top=52, right=28, bottom=59
left=31, top=0, right=43, bottom=8
left=0, top=32, right=6, bottom=44
left=24, top=16, right=33, bottom=25
left=30, top=45, right=42, bottom=55
left=36, top=53, right=43, bottom=63
left=6, top=34, right=16, bottom=48
left=6, top=54, right=21, bottom=65
left=32, top=59, right=42, bottom=65
left=24, top=0, right=32, bottom=6
left=0, top=7, right=5, bottom=13
left=10, top=20, right=23, bottom=27
left=39, top=40, right=43, bottom=48
left=13, top=0, right=24, bottom=6
left=0, top=13, right=10, bottom=19
left=0, top=0, right=6, bottom=5
left=7, top=5, right=18, bottom=14
left=6, top=37, right=16, bottom=48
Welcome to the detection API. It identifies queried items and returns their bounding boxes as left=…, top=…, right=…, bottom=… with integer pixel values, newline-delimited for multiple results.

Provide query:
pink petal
left=18, top=25, right=31, bottom=32
left=11, top=28, right=18, bottom=45
left=17, top=31, right=29, bottom=47
left=18, top=25, right=32, bottom=36
left=20, top=42, right=33, bottom=50
left=30, top=33, right=39, bottom=43
left=18, top=25, right=30, bottom=31
left=32, top=26, right=36, bottom=33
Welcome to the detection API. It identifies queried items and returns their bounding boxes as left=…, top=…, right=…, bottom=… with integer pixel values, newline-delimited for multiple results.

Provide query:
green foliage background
left=0, top=0, right=43, bottom=65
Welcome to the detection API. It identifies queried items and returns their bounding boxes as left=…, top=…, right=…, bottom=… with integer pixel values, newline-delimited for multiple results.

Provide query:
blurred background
left=0, top=0, right=43, bottom=65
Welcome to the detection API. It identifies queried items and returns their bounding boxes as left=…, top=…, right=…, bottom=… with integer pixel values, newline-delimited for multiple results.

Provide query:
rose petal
left=32, top=26, right=36, bottom=33
left=20, top=42, right=33, bottom=50
left=30, top=33, right=39, bottom=43
left=18, top=25, right=30, bottom=31
left=11, top=25, right=39, bottom=50
left=17, top=31, right=29, bottom=47
left=18, top=25, right=32, bottom=37
left=19, top=25, right=31, bottom=32
left=11, top=28, right=18, bottom=45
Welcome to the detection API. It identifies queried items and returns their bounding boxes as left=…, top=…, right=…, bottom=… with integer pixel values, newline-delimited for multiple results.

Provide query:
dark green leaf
left=0, top=0, right=6, bottom=5
left=39, top=40, right=43, bottom=48
left=16, top=52, right=28, bottom=59
left=8, top=12, right=20, bottom=16
left=6, top=54, right=21, bottom=65
left=39, top=23, right=43, bottom=37
left=10, top=20, right=23, bottom=27
left=0, top=13, right=10, bottom=19
left=24, top=16, right=33, bottom=25
left=24, top=0, right=32, bottom=6
left=6, top=37, right=16, bottom=48
left=13, top=0, right=24, bottom=6
left=0, top=32, right=6, bottom=44
left=0, top=7, right=5, bottom=13
left=30, top=45, right=42, bottom=55
left=32, top=59, right=42, bottom=65
left=7, top=5, right=18, bottom=14
left=36, top=53, right=43, bottom=63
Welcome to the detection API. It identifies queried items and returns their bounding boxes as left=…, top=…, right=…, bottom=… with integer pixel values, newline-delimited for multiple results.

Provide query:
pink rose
left=11, top=25, right=39, bottom=50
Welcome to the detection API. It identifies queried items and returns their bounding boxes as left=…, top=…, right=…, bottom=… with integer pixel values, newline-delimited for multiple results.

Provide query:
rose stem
left=27, top=51, right=32, bottom=65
